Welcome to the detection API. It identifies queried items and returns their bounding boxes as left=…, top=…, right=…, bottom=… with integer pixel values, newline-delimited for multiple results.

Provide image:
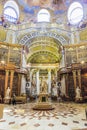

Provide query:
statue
left=75, top=86, right=81, bottom=100
left=5, top=87, right=10, bottom=99
left=41, top=80, right=48, bottom=93
left=52, top=85, right=57, bottom=96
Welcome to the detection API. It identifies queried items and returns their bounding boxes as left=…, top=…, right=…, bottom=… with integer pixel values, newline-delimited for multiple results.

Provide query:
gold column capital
left=10, top=70, right=14, bottom=74
left=72, top=70, right=77, bottom=73
left=77, top=69, right=81, bottom=75
left=5, top=70, right=9, bottom=73
left=48, top=68, right=51, bottom=72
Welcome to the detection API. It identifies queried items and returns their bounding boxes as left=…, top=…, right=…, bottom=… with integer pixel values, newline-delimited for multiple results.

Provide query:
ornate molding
left=19, top=31, right=68, bottom=45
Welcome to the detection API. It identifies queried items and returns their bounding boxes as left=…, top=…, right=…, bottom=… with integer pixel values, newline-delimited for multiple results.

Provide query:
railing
left=0, top=22, right=71, bottom=33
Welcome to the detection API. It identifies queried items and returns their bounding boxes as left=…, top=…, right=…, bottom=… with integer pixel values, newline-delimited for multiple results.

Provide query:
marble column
left=5, top=70, right=9, bottom=96
left=72, top=70, right=77, bottom=89
left=36, top=70, right=40, bottom=95
left=71, top=28, right=75, bottom=44
left=76, top=31, right=80, bottom=43
left=6, top=30, right=16, bottom=44
left=48, top=69, right=51, bottom=94
left=77, top=70, right=81, bottom=89
left=18, top=74, right=21, bottom=95
left=21, top=48, right=27, bottom=94
left=22, top=49, right=26, bottom=69
left=30, top=69, right=33, bottom=88
left=60, top=48, right=66, bottom=95
left=21, top=75, right=26, bottom=94
left=66, top=73, right=69, bottom=96
left=60, top=47, right=65, bottom=68
left=10, top=70, right=14, bottom=96
left=61, top=75, right=66, bottom=95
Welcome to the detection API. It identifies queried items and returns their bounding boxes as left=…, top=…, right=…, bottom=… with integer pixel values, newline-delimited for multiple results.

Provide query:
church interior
left=0, top=0, right=87, bottom=130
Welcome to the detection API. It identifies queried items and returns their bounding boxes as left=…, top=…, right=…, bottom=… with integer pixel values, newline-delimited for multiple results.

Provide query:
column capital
left=72, top=70, right=77, bottom=72
left=77, top=69, right=81, bottom=75
left=10, top=70, right=14, bottom=73
left=72, top=70, right=77, bottom=75
left=48, top=68, right=51, bottom=72
left=5, top=70, right=9, bottom=73
left=36, top=69, right=39, bottom=72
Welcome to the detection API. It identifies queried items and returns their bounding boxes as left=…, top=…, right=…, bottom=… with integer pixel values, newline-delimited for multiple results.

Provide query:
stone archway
left=19, top=31, right=69, bottom=95
left=19, top=31, right=69, bottom=46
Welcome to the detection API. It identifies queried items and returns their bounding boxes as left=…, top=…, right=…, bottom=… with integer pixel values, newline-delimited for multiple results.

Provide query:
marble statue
left=5, top=87, right=10, bottom=99
left=75, top=86, right=81, bottom=99
left=52, top=85, right=57, bottom=96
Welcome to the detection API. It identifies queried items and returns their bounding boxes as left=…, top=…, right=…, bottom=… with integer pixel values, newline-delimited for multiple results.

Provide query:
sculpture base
left=33, top=92, right=54, bottom=110
left=33, top=102, right=54, bottom=110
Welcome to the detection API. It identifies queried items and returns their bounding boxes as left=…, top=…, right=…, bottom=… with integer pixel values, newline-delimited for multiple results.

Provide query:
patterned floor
left=0, top=102, right=87, bottom=130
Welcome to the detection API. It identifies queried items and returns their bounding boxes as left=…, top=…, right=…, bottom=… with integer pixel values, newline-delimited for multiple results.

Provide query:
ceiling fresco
left=27, top=51, right=60, bottom=63
left=0, top=0, right=87, bottom=27
left=16, top=0, right=87, bottom=27
left=18, top=0, right=87, bottom=14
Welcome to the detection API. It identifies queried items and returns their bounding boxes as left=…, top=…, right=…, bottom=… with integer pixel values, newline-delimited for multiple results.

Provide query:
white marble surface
left=0, top=102, right=87, bottom=130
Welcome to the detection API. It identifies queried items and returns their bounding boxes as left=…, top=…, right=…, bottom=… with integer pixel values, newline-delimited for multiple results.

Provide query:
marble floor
left=0, top=102, right=87, bottom=130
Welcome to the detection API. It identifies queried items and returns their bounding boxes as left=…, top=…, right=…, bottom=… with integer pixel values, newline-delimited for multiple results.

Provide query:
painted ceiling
left=18, top=0, right=87, bottom=14
left=17, top=0, right=87, bottom=25
left=0, top=0, right=87, bottom=27
left=26, top=37, right=62, bottom=64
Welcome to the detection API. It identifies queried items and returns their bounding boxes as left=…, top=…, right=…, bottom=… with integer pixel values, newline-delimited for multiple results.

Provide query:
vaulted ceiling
left=25, top=36, right=62, bottom=64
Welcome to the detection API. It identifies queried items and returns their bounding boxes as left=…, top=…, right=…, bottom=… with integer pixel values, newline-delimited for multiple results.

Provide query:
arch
left=19, top=31, right=68, bottom=45
left=18, top=31, right=68, bottom=64
left=27, top=51, right=62, bottom=64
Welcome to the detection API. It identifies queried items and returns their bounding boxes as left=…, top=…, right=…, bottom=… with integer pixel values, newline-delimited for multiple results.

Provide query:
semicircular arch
left=27, top=51, right=62, bottom=64
left=19, top=31, right=69, bottom=46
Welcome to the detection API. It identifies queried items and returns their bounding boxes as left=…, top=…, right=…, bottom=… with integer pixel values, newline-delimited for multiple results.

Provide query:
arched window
left=3, top=0, right=19, bottom=23
left=37, top=9, right=50, bottom=22
left=67, top=2, right=84, bottom=25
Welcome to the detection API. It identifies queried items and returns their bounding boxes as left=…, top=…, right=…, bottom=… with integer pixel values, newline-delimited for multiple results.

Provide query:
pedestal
left=33, top=93, right=54, bottom=110
left=0, top=104, right=4, bottom=119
